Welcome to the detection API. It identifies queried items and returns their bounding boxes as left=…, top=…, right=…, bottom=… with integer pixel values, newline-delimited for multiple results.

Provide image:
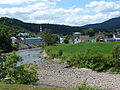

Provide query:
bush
left=12, top=43, right=19, bottom=51
left=66, top=50, right=108, bottom=72
left=58, top=50, right=63, bottom=56
left=112, top=44, right=120, bottom=69
left=0, top=52, right=39, bottom=84
left=74, top=82, right=101, bottom=90
left=86, top=52, right=107, bottom=72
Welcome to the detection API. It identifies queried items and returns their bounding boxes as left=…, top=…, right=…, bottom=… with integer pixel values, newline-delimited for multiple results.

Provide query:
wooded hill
left=82, top=16, right=120, bottom=31
left=1, top=16, right=119, bottom=35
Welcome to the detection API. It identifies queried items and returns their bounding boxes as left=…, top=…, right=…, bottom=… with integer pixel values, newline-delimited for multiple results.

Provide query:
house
left=17, top=37, right=25, bottom=43
left=11, top=37, right=17, bottom=44
left=60, top=38, right=65, bottom=44
left=92, top=39, right=96, bottom=43
left=105, top=33, right=114, bottom=42
left=18, top=33, right=29, bottom=37
left=74, top=38, right=80, bottom=44
left=96, top=34, right=105, bottom=42
left=113, top=32, right=120, bottom=41
left=73, top=32, right=81, bottom=35
left=25, top=38, right=44, bottom=44
left=105, top=32, right=120, bottom=42
left=80, top=35, right=90, bottom=42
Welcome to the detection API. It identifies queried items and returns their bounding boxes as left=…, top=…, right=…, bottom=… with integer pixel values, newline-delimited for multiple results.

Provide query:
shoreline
left=3, top=47, right=42, bottom=56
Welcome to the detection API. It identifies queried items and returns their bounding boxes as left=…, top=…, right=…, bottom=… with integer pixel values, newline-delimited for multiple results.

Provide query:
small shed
left=74, top=38, right=80, bottom=44
left=11, top=36, right=17, bottom=43
left=60, top=38, right=65, bottom=44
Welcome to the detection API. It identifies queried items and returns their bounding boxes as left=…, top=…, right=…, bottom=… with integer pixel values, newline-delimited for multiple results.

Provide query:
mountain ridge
left=0, top=16, right=120, bottom=35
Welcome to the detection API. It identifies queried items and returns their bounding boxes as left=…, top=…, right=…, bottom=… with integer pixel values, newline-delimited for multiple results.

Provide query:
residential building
left=105, top=32, right=120, bottom=42
left=11, top=37, right=17, bottom=44
left=74, top=38, right=80, bottom=44
left=25, top=38, right=44, bottom=44
left=96, top=34, right=105, bottom=42
left=80, top=35, right=90, bottom=42
left=60, top=38, right=65, bottom=44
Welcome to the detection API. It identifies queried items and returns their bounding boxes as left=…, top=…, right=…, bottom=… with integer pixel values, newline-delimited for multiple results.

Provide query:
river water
left=16, top=48, right=41, bottom=64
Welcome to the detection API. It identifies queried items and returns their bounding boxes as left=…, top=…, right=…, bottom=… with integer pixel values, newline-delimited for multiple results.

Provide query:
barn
left=25, top=38, right=44, bottom=44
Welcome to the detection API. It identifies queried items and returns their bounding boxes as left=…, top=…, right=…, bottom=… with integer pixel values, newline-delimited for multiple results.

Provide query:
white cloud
left=86, top=0, right=120, bottom=13
left=0, top=0, right=37, bottom=5
left=0, top=0, right=120, bottom=26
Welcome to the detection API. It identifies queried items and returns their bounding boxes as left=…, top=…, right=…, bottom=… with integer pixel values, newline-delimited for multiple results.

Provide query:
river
left=16, top=48, right=41, bottom=64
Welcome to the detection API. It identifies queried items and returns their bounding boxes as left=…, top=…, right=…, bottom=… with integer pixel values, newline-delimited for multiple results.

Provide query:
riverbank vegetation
left=0, top=84, right=68, bottom=90
left=45, top=42, right=120, bottom=72
left=0, top=51, right=39, bottom=84
left=0, top=82, right=102, bottom=90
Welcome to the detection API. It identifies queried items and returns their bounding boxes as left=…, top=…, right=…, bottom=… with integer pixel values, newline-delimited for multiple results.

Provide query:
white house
left=105, top=32, right=120, bottom=42
left=11, top=37, right=17, bottom=44
left=60, top=38, right=65, bottom=44
left=73, top=32, right=81, bottom=35
left=74, top=38, right=80, bottom=44
left=18, top=33, right=29, bottom=37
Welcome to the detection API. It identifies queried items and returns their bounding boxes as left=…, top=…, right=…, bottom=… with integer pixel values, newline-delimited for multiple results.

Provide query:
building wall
left=25, top=38, right=44, bottom=44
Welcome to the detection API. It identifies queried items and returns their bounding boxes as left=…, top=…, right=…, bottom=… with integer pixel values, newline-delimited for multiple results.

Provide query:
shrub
left=74, top=82, right=101, bottom=90
left=88, top=53, right=107, bottom=71
left=112, top=44, right=120, bottom=69
left=1, top=52, right=39, bottom=84
left=58, top=50, right=63, bottom=56
left=12, top=43, right=19, bottom=51
left=66, top=50, right=108, bottom=72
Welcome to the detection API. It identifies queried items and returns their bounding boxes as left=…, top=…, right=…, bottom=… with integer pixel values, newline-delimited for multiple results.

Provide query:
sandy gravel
left=36, top=53, right=120, bottom=90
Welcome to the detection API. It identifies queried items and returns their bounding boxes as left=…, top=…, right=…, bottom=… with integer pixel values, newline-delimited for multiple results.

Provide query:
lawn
left=0, top=84, right=68, bottom=90
left=49, top=42, right=120, bottom=56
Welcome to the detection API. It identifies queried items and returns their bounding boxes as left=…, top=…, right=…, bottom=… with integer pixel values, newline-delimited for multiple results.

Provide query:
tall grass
left=49, top=42, right=120, bottom=56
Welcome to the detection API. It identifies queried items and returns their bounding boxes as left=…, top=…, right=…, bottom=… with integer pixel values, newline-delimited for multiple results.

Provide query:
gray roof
left=80, top=35, right=90, bottom=40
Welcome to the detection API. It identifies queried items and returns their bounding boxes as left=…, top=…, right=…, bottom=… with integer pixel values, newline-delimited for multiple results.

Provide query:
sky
left=0, top=0, right=120, bottom=26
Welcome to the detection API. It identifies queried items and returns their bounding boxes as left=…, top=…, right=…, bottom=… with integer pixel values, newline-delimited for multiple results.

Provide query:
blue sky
left=0, top=0, right=120, bottom=26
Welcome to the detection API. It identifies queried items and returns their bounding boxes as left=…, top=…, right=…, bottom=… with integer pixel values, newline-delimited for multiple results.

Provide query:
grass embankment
left=0, top=84, right=102, bottom=90
left=0, top=84, right=68, bottom=90
left=45, top=42, right=120, bottom=72
left=49, top=42, right=120, bottom=56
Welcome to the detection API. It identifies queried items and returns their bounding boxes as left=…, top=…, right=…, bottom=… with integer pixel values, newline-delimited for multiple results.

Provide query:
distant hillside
left=0, top=17, right=85, bottom=35
left=82, top=16, right=120, bottom=31
left=0, top=23, right=30, bottom=36
left=0, top=17, right=111, bottom=35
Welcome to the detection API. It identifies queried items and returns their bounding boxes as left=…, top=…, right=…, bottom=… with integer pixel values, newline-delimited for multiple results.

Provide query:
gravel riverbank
left=37, top=53, right=120, bottom=90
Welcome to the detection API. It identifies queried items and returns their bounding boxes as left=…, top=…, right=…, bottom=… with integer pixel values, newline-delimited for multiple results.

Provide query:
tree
left=0, top=49, right=6, bottom=80
left=82, top=28, right=95, bottom=37
left=0, top=29, right=13, bottom=52
left=0, top=52, right=39, bottom=84
left=41, top=28, right=59, bottom=45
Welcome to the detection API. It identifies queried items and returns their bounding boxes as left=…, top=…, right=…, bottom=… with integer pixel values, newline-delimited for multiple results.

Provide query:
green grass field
left=0, top=84, right=68, bottom=90
left=49, top=42, right=120, bottom=56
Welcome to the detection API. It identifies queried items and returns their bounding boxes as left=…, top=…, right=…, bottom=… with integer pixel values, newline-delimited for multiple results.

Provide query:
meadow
left=49, top=42, right=120, bottom=56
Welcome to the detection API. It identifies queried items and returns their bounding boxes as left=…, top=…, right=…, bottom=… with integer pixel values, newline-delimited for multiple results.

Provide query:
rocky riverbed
left=36, top=53, right=120, bottom=90
left=9, top=48, right=120, bottom=90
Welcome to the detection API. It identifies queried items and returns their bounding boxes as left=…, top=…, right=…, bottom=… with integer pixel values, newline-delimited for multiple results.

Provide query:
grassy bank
left=45, top=42, right=120, bottom=72
left=0, top=84, right=68, bottom=90
left=0, top=84, right=102, bottom=90
left=49, top=42, right=120, bottom=56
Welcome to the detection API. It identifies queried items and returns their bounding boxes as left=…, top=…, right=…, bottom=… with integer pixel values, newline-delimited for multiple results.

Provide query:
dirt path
left=37, top=54, right=120, bottom=90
